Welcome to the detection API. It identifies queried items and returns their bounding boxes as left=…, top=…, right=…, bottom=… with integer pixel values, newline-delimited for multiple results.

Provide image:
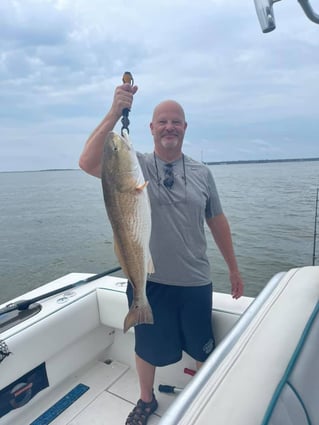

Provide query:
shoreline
left=1, top=157, right=319, bottom=173
left=205, top=157, right=319, bottom=166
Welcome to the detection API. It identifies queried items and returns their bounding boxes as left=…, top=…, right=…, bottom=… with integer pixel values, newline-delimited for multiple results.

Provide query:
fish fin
left=147, top=255, right=155, bottom=274
left=136, top=181, right=149, bottom=192
left=123, top=302, right=154, bottom=333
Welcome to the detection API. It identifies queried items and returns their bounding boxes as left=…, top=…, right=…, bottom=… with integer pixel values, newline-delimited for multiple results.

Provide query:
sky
left=1, top=0, right=318, bottom=171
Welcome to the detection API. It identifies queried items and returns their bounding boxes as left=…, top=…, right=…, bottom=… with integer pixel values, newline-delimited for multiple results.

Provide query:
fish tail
left=123, top=302, right=154, bottom=333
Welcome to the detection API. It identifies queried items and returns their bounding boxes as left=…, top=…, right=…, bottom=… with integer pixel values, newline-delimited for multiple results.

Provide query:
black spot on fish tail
left=123, top=303, right=154, bottom=333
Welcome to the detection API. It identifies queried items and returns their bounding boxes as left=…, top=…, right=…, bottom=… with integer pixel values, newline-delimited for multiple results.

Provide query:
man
left=79, top=82, right=244, bottom=425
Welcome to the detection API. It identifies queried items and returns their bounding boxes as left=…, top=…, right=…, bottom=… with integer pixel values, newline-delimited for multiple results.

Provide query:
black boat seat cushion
left=262, top=302, right=319, bottom=425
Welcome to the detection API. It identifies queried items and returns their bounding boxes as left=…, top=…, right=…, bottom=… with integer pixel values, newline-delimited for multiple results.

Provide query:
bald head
left=152, top=100, right=186, bottom=122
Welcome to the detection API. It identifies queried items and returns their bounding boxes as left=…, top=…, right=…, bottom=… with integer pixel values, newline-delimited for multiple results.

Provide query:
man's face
left=150, top=101, right=187, bottom=154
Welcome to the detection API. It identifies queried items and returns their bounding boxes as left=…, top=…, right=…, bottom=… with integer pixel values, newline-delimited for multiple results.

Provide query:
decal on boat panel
left=0, top=340, right=11, bottom=363
left=0, top=362, right=49, bottom=418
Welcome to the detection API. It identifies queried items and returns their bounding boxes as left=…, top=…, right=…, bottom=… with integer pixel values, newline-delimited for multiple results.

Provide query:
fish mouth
left=121, top=131, right=133, bottom=149
left=108, top=131, right=132, bottom=153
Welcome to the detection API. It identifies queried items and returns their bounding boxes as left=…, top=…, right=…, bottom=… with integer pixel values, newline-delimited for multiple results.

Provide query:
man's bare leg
left=125, top=354, right=158, bottom=424
left=135, top=354, right=156, bottom=402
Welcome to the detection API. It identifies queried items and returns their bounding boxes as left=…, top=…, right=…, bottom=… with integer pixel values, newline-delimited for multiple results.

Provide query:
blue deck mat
left=30, top=383, right=89, bottom=425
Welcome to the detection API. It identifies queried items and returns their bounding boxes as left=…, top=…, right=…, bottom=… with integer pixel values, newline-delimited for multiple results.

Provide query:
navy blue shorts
left=126, top=281, right=215, bottom=367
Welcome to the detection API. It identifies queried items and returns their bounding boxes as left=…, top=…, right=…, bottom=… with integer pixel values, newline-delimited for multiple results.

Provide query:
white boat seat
left=262, top=302, right=319, bottom=425
left=96, top=287, right=134, bottom=333
left=159, top=266, right=319, bottom=425
left=96, top=286, right=249, bottom=339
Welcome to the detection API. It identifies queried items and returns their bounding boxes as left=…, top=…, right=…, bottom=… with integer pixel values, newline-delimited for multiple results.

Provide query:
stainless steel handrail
left=298, top=0, right=319, bottom=23
left=254, top=0, right=319, bottom=33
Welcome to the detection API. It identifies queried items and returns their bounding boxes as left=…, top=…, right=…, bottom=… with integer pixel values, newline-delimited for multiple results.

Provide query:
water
left=1, top=161, right=318, bottom=304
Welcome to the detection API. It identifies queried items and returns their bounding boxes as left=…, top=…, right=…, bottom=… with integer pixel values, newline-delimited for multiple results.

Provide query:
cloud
left=0, top=0, right=319, bottom=170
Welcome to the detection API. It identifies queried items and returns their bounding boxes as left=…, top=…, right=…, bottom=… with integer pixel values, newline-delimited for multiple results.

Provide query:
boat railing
left=254, top=0, right=319, bottom=33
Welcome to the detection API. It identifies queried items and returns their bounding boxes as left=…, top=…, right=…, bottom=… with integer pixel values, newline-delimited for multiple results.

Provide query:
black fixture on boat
left=254, top=0, right=319, bottom=33
left=0, top=304, right=42, bottom=333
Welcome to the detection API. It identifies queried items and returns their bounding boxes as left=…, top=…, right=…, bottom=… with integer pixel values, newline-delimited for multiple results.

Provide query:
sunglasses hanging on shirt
left=153, top=153, right=187, bottom=191
left=163, top=164, right=174, bottom=189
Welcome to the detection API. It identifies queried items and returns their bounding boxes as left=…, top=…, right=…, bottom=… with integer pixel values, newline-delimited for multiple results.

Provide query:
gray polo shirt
left=137, top=152, right=223, bottom=286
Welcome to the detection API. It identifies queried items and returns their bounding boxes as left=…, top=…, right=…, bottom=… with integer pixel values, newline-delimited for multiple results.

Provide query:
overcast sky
left=1, top=0, right=318, bottom=171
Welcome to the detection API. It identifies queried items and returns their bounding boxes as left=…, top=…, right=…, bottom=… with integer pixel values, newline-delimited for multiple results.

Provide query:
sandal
left=125, top=393, right=158, bottom=425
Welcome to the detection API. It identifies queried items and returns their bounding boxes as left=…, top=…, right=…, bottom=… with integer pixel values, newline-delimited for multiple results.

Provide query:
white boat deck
left=8, top=359, right=181, bottom=425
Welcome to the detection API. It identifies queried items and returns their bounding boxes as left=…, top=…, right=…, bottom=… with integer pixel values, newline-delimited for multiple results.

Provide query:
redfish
left=101, top=131, right=154, bottom=332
